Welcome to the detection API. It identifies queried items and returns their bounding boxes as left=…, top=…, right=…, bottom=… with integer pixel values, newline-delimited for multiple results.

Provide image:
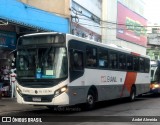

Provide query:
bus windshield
left=17, top=47, right=68, bottom=79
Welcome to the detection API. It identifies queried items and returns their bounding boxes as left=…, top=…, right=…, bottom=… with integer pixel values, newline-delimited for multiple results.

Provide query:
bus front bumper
left=16, top=91, right=69, bottom=106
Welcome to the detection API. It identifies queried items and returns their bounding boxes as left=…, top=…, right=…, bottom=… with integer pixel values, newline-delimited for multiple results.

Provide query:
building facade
left=21, top=0, right=102, bottom=42
left=147, top=22, right=160, bottom=61
left=0, top=0, right=69, bottom=86
left=102, top=0, right=147, bottom=55
left=21, top=0, right=70, bottom=18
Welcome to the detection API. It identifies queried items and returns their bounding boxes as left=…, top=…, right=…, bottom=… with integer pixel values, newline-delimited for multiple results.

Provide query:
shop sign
left=117, top=2, right=147, bottom=47
left=0, top=31, right=16, bottom=49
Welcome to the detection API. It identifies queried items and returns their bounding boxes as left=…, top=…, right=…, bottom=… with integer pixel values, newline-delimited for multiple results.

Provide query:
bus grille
left=22, top=94, right=54, bottom=102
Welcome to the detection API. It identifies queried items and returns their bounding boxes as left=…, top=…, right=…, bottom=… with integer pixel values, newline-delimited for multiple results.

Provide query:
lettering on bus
left=101, top=76, right=107, bottom=83
left=107, top=76, right=117, bottom=83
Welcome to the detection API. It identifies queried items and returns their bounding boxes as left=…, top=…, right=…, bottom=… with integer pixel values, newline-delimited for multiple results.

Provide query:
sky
left=144, top=0, right=160, bottom=23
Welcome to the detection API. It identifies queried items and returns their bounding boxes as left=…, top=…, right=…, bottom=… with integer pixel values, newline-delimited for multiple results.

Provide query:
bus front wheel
left=86, top=90, right=96, bottom=110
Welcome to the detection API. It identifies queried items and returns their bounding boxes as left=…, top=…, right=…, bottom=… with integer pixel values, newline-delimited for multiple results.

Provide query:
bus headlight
left=151, top=84, right=160, bottom=90
left=54, top=86, right=67, bottom=97
left=154, top=84, right=159, bottom=88
left=16, top=86, right=22, bottom=96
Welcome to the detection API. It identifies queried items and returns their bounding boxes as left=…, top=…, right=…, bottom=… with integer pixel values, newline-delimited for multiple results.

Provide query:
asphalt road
left=1, top=93, right=160, bottom=125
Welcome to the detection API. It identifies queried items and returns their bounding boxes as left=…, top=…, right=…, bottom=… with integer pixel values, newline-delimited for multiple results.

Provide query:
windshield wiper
left=41, top=47, right=52, bottom=62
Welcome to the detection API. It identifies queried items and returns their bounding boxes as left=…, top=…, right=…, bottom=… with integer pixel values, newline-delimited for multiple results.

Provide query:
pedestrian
left=10, top=69, right=17, bottom=98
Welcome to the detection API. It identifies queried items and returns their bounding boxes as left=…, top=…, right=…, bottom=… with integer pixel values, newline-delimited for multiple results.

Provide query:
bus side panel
left=68, top=74, right=89, bottom=105
left=97, top=85, right=130, bottom=101
left=135, top=84, right=150, bottom=95
left=135, top=73, right=150, bottom=95
left=68, top=69, right=150, bottom=105
left=68, top=69, right=129, bottom=104
left=68, top=86, right=89, bottom=105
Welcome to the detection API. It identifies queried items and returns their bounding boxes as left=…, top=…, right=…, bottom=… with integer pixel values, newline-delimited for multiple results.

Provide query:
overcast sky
left=144, top=0, right=160, bottom=23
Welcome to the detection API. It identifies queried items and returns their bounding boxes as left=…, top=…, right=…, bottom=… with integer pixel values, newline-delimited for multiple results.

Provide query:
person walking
left=10, top=69, right=17, bottom=98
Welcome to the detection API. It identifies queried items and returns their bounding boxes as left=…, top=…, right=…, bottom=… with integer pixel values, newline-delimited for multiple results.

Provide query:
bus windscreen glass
left=17, top=47, right=68, bottom=79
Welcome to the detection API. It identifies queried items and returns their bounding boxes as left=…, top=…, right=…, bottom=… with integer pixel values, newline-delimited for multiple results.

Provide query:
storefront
left=0, top=0, right=69, bottom=70
left=0, top=30, right=16, bottom=65
left=0, top=0, right=69, bottom=97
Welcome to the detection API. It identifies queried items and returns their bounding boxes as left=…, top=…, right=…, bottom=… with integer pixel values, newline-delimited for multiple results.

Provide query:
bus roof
left=20, top=32, right=150, bottom=59
left=66, top=34, right=150, bottom=59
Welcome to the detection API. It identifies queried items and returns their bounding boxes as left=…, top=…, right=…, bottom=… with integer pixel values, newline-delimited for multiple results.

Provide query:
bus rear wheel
left=129, top=86, right=136, bottom=101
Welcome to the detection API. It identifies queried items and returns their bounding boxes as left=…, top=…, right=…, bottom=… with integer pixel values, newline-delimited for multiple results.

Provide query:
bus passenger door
left=69, top=49, right=85, bottom=104
left=69, top=49, right=84, bottom=82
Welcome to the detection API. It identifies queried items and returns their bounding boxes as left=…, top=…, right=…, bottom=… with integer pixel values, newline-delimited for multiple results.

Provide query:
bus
left=16, top=32, right=150, bottom=110
left=150, top=61, right=160, bottom=93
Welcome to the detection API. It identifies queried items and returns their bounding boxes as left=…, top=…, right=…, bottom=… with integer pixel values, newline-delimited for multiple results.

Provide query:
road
left=1, top=93, right=160, bottom=125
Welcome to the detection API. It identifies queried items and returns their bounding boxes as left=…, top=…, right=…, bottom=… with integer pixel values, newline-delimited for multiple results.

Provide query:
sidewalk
left=0, top=98, right=46, bottom=115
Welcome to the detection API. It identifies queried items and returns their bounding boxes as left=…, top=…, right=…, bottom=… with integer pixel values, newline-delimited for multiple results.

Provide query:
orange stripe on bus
left=121, top=72, right=137, bottom=97
left=131, top=52, right=140, bottom=56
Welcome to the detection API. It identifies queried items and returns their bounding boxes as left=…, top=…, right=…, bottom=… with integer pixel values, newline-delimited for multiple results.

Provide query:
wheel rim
left=131, top=92, right=135, bottom=100
left=87, top=95, right=94, bottom=105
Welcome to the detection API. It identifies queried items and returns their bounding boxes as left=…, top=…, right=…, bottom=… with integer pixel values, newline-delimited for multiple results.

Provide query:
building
left=102, top=0, right=147, bottom=55
left=21, top=0, right=102, bottom=42
left=0, top=0, right=69, bottom=87
left=147, top=22, right=160, bottom=61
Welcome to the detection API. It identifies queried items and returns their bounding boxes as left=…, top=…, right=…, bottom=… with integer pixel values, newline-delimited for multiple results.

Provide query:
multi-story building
left=147, top=22, right=160, bottom=61
left=21, top=0, right=102, bottom=42
left=0, top=0, right=69, bottom=70
left=7, top=0, right=148, bottom=55
left=102, top=0, right=147, bottom=55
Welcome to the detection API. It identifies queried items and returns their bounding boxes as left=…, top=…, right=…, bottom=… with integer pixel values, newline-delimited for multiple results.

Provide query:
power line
left=71, top=7, right=160, bottom=28
left=12, top=3, right=160, bottom=31
left=77, top=22, right=152, bottom=33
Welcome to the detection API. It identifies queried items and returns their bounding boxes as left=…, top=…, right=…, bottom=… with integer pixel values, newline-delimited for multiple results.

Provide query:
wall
left=21, top=0, right=70, bottom=18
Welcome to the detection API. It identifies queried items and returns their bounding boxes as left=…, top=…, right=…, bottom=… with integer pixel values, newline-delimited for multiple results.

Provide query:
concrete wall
left=21, top=0, right=71, bottom=18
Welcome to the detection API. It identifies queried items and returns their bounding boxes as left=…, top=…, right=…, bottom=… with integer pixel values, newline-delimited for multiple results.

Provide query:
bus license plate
left=32, top=97, right=41, bottom=102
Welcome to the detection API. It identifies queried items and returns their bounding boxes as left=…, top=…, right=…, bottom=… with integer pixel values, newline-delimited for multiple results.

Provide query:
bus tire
left=129, top=86, right=136, bottom=101
left=86, top=90, right=96, bottom=110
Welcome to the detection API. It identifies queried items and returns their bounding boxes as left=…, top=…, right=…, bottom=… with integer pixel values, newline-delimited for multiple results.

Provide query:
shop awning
left=0, top=0, right=69, bottom=33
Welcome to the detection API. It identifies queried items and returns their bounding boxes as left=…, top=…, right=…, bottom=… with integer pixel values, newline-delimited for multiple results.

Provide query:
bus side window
left=133, top=57, right=139, bottom=71
left=139, top=57, right=145, bottom=72
left=71, top=50, right=83, bottom=70
left=86, top=47, right=97, bottom=67
left=127, top=55, right=133, bottom=70
left=109, top=52, right=118, bottom=69
left=119, top=54, right=126, bottom=70
left=98, top=48, right=108, bottom=68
